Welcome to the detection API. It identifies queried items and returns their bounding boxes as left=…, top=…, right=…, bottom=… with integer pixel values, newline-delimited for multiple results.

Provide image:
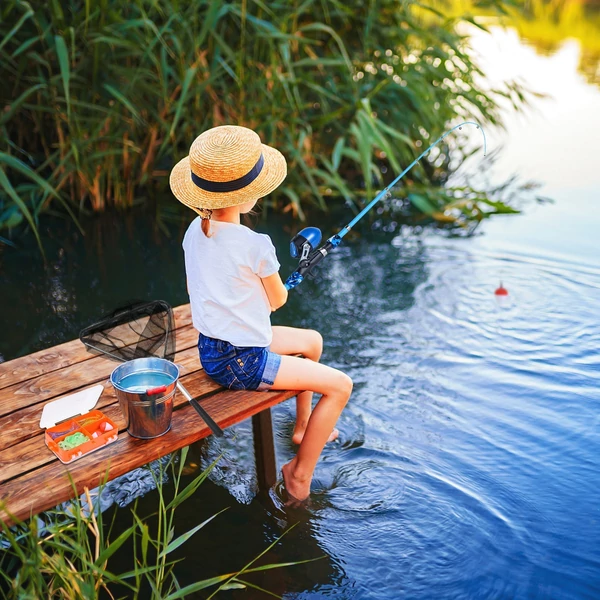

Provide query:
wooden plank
left=0, top=323, right=200, bottom=418
left=0, top=371, right=224, bottom=484
left=252, top=409, right=277, bottom=490
left=0, top=339, right=93, bottom=392
left=0, top=344, right=214, bottom=453
left=0, top=341, right=204, bottom=451
left=0, top=388, right=296, bottom=525
left=0, top=305, right=193, bottom=390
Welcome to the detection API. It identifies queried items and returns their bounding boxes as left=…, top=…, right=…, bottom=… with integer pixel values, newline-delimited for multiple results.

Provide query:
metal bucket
left=110, top=357, right=179, bottom=439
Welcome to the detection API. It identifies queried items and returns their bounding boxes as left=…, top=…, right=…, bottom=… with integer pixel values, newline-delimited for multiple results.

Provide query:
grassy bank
left=1, top=0, right=522, bottom=249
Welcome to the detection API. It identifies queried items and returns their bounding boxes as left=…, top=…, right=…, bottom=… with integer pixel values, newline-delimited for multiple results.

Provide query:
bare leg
left=270, top=355, right=353, bottom=501
left=271, top=326, right=339, bottom=444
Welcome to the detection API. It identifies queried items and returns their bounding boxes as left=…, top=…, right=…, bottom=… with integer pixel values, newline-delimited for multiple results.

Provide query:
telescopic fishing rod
left=284, top=121, right=487, bottom=290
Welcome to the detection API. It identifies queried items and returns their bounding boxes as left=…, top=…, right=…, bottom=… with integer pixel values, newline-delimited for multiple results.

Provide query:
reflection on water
left=512, top=0, right=600, bottom=87
left=447, top=0, right=600, bottom=87
left=456, top=26, right=600, bottom=199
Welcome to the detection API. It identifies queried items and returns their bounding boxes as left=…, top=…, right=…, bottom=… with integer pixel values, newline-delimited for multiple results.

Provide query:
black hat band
left=190, top=153, right=264, bottom=193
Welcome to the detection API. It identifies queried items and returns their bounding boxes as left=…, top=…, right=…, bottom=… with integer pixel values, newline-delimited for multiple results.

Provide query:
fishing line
left=285, top=121, right=487, bottom=290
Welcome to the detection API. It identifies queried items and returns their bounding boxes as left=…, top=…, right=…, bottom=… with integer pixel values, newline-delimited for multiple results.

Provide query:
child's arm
left=261, top=272, right=289, bottom=311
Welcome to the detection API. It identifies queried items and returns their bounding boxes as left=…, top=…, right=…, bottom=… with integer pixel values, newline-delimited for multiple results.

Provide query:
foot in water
left=292, top=428, right=339, bottom=446
left=281, top=459, right=311, bottom=505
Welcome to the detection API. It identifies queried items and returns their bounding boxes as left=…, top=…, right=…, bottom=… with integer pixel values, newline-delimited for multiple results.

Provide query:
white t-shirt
left=182, top=218, right=280, bottom=347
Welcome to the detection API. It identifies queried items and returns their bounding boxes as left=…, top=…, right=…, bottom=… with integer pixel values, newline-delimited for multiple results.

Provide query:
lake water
left=2, top=23, right=600, bottom=600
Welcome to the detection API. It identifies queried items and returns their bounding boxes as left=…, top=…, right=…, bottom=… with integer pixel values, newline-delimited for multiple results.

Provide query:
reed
left=0, top=448, right=318, bottom=599
left=1, top=0, right=522, bottom=248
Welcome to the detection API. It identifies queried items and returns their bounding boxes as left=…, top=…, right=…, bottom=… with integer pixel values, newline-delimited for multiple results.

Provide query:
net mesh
left=79, top=300, right=176, bottom=362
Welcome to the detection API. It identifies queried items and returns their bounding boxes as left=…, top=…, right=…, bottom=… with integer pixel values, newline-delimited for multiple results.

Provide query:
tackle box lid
left=39, top=385, right=104, bottom=429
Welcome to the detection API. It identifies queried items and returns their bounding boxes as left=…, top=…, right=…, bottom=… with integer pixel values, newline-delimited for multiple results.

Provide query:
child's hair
left=197, top=208, right=213, bottom=237
left=197, top=203, right=259, bottom=237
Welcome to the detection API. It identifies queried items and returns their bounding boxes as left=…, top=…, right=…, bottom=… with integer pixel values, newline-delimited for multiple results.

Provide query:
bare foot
left=281, top=460, right=311, bottom=504
left=292, top=428, right=339, bottom=446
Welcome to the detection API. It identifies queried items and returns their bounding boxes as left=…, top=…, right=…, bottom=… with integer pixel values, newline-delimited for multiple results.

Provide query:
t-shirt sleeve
left=250, top=234, right=280, bottom=278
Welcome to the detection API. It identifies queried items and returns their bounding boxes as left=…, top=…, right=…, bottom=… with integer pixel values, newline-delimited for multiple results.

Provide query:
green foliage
left=0, top=448, right=319, bottom=599
left=1, top=0, right=522, bottom=245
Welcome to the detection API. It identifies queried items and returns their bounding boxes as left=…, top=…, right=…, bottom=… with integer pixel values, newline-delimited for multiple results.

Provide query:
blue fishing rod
left=284, top=121, right=487, bottom=290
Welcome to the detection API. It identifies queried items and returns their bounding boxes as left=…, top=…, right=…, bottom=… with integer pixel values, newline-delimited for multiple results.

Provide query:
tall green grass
left=1, top=0, right=522, bottom=248
left=0, top=447, right=318, bottom=598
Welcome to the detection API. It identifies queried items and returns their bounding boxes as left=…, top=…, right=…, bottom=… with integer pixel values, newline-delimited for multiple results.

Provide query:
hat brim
left=170, top=143, right=287, bottom=210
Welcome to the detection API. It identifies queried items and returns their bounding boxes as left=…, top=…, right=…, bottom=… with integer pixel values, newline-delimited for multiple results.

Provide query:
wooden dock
left=0, top=304, right=296, bottom=525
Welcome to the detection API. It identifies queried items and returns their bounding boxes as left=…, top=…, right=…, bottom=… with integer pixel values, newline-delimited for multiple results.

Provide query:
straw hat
left=170, top=125, right=287, bottom=211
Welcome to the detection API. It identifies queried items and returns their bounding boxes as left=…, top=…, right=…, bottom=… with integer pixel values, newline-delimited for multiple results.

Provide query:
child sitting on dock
left=170, top=125, right=353, bottom=502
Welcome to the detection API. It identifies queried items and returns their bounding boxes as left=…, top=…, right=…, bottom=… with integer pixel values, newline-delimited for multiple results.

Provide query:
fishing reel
left=290, top=227, right=322, bottom=261
left=285, top=227, right=340, bottom=290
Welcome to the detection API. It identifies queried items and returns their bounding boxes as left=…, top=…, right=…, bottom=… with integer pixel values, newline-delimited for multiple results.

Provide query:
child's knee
left=334, top=371, right=353, bottom=401
left=312, top=330, right=324, bottom=357
left=342, top=373, right=353, bottom=398
left=305, top=330, right=323, bottom=360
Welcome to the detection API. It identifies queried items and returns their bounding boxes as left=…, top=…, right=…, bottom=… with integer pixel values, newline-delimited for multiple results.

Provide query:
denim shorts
left=198, top=334, right=281, bottom=391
